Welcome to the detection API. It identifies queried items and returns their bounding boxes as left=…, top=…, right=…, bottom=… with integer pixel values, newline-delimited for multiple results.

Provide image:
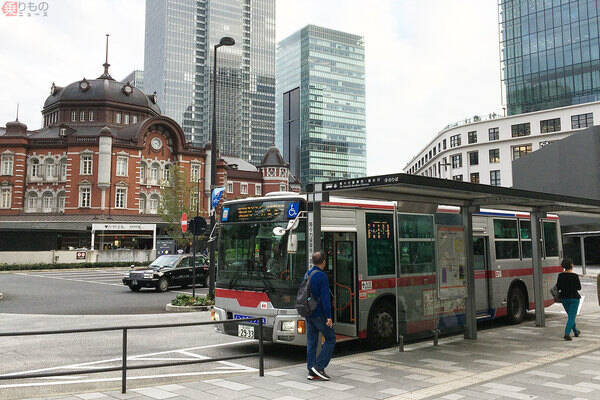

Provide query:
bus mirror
left=286, top=218, right=299, bottom=231
left=287, top=233, right=298, bottom=253
left=273, top=227, right=286, bottom=236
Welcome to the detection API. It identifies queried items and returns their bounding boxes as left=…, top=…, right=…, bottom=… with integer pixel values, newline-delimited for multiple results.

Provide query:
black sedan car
left=122, top=254, right=209, bottom=292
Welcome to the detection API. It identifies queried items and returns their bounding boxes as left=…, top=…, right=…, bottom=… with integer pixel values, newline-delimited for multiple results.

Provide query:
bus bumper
left=213, top=307, right=308, bottom=346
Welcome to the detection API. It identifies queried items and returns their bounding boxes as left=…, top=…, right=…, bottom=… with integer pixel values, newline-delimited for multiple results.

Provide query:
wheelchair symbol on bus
left=287, top=202, right=299, bottom=219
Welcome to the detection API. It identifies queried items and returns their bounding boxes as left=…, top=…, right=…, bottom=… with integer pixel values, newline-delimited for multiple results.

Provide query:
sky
left=0, top=0, right=502, bottom=175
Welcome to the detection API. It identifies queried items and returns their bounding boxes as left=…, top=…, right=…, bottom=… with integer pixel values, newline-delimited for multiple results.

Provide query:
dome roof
left=43, top=77, right=160, bottom=114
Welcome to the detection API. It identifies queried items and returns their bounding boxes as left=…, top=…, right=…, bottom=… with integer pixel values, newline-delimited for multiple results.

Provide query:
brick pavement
left=16, top=310, right=600, bottom=400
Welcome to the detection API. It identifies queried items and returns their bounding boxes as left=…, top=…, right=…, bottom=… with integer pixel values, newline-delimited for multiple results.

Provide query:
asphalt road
left=0, top=272, right=597, bottom=399
left=0, top=269, right=208, bottom=314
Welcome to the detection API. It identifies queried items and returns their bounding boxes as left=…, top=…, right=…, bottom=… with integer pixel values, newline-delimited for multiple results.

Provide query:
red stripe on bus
left=438, top=226, right=464, bottom=232
left=363, top=266, right=560, bottom=290
left=322, top=201, right=395, bottom=210
left=215, top=288, right=269, bottom=308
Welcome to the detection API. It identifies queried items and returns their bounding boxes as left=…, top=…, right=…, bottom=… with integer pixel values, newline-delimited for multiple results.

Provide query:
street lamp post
left=209, top=36, right=235, bottom=299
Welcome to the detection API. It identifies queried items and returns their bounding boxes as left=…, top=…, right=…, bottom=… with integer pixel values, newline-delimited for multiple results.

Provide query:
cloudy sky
left=0, top=0, right=502, bottom=175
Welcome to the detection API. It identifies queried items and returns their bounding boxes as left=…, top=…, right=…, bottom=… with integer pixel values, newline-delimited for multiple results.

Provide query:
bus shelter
left=307, top=173, right=600, bottom=341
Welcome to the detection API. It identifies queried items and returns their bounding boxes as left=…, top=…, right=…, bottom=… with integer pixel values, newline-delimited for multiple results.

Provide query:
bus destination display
left=365, top=213, right=395, bottom=276
left=222, top=201, right=303, bottom=222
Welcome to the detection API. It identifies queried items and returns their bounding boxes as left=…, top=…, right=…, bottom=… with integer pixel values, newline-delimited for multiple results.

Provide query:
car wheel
left=507, top=286, right=526, bottom=324
left=367, top=300, right=396, bottom=349
left=129, top=284, right=141, bottom=292
left=156, top=277, right=169, bottom=292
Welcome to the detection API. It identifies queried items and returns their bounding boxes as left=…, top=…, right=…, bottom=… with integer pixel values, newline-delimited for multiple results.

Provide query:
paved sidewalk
left=14, top=310, right=600, bottom=400
left=574, top=265, right=600, bottom=280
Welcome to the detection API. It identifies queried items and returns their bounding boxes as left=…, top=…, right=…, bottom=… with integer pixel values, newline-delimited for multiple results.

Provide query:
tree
left=158, top=163, right=198, bottom=249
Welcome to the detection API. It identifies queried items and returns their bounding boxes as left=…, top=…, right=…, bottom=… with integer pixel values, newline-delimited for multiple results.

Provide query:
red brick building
left=0, top=64, right=295, bottom=256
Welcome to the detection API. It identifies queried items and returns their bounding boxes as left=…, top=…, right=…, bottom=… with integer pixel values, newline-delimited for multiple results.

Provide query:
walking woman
left=557, top=258, right=582, bottom=341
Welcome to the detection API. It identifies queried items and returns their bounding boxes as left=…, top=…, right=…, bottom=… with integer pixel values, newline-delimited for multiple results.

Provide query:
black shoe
left=307, top=370, right=321, bottom=380
left=574, top=330, right=581, bottom=337
left=311, top=367, right=330, bottom=381
left=564, top=334, right=572, bottom=341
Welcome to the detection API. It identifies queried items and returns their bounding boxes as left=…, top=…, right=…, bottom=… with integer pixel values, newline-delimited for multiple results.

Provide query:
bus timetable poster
left=436, top=226, right=466, bottom=300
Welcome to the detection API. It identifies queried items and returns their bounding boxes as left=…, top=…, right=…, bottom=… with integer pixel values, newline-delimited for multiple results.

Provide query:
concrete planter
left=165, top=303, right=212, bottom=312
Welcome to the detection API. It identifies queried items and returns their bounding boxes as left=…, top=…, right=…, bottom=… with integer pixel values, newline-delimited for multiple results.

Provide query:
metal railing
left=0, top=318, right=264, bottom=393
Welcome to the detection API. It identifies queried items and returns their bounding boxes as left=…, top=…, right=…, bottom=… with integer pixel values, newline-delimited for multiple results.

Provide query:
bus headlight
left=281, top=320, right=295, bottom=332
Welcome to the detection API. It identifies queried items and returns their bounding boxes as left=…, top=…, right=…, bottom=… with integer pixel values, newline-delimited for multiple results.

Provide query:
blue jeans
left=306, top=315, right=336, bottom=372
left=562, top=298, right=580, bottom=336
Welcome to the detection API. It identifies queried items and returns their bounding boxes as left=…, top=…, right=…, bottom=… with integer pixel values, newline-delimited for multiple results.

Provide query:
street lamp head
left=219, top=37, right=235, bottom=46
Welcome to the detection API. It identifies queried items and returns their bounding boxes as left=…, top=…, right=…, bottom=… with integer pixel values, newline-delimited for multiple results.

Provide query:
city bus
left=213, top=193, right=562, bottom=347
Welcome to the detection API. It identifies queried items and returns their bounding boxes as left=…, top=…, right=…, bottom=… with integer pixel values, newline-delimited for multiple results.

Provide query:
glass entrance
left=324, top=232, right=357, bottom=337
left=473, top=236, right=491, bottom=315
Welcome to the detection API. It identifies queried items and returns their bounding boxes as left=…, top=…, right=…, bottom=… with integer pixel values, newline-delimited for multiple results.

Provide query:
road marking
left=0, top=340, right=256, bottom=389
left=13, top=272, right=203, bottom=295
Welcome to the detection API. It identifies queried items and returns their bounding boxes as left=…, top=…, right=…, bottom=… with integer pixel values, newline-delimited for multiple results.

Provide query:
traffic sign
left=181, top=212, right=188, bottom=233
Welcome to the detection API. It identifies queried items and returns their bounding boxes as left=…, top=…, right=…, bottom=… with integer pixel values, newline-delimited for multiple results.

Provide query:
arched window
left=163, top=164, right=170, bottom=182
left=150, top=163, right=160, bottom=184
left=57, top=192, right=66, bottom=212
left=139, top=194, right=146, bottom=213
left=140, top=162, right=147, bottom=183
left=59, top=158, right=67, bottom=181
left=149, top=194, right=160, bottom=214
left=27, top=192, right=38, bottom=211
left=45, top=158, right=55, bottom=179
left=42, top=192, right=54, bottom=212
left=30, top=159, right=40, bottom=178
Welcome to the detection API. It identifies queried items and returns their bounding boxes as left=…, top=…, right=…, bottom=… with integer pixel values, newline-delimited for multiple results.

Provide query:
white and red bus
left=213, top=193, right=562, bottom=347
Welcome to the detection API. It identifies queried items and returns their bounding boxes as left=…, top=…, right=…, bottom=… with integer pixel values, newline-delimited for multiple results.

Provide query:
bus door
left=473, top=236, right=492, bottom=316
left=324, top=232, right=357, bottom=337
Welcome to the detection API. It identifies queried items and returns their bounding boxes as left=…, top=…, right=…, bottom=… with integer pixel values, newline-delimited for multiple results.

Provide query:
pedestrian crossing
left=16, top=268, right=130, bottom=288
left=15, top=268, right=207, bottom=294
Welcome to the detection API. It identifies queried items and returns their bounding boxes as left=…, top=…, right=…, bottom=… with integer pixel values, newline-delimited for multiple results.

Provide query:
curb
left=165, top=303, right=211, bottom=312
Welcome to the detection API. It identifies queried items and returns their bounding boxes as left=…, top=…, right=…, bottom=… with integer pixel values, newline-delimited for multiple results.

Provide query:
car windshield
left=149, top=255, right=181, bottom=270
left=217, top=220, right=307, bottom=308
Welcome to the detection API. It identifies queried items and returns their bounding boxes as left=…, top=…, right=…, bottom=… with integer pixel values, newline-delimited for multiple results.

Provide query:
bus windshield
left=217, top=220, right=307, bottom=308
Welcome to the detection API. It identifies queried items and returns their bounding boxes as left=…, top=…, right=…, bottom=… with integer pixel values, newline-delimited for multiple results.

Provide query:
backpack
left=295, top=268, right=319, bottom=317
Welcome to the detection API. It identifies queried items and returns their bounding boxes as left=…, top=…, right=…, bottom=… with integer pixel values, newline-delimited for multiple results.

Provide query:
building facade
left=122, top=70, right=144, bottom=91
left=276, top=25, right=367, bottom=184
left=143, top=0, right=276, bottom=165
left=404, top=101, right=600, bottom=187
left=500, top=0, right=600, bottom=115
left=0, top=63, right=292, bottom=258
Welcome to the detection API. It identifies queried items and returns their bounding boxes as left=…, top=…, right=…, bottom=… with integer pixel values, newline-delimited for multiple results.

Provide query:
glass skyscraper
left=500, top=0, right=600, bottom=115
left=276, top=25, right=367, bottom=184
left=144, top=0, right=276, bottom=165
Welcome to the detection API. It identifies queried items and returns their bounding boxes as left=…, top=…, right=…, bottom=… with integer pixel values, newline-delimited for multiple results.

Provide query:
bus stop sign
left=181, top=213, right=188, bottom=233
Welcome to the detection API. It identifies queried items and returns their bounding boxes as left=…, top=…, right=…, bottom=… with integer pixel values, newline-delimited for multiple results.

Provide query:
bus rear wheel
left=507, top=286, right=526, bottom=324
left=367, top=301, right=396, bottom=349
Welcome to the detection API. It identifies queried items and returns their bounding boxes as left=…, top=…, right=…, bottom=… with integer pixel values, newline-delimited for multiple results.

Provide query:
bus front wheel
left=367, top=301, right=396, bottom=349
left=507, top=286, right=526, bottom=324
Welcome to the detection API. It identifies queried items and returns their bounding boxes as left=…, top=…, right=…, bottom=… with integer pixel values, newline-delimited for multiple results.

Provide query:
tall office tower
left=144, top=0, right=276, bottom=165
left=121, top=70, right=144, bottom=91
left=500, top=0, right=600, bottom=115
left=276, top=25, right=367, bottom=184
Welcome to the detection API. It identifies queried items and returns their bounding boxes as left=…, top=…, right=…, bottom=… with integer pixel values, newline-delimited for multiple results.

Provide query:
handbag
left=550, top=284, right=561, bottom=303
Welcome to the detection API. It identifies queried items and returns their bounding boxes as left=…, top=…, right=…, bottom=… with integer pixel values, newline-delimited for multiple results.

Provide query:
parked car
left=122, top=254, right=209, bottom=292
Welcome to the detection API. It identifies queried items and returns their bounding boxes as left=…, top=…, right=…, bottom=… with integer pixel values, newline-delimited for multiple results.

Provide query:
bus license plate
left=238, top=325, right=254, bottom=339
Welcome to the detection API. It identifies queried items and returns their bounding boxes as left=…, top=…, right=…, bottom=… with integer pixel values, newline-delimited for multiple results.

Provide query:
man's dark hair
left=312, top=251, right=325, bottom=265
left=561, top=258, right=573, bottom=270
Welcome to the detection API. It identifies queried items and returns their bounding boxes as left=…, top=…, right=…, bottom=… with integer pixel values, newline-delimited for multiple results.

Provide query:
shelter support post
left=531, top=209, right=545, bottom=327
left=152, top=224, right=156, bottom=251
left=91, top=229, right=95, bottom=251
left=462, top=205, right=477, bottom=340
left=580, top=236, right=587, bottom=275
left=308, top=184, right=325, bottom=256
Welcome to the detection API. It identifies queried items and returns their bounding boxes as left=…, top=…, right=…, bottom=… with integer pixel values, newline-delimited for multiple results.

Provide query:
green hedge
left=0, top=261, right=149, bottom=272
left=171, top=294, right=215, bottom=307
